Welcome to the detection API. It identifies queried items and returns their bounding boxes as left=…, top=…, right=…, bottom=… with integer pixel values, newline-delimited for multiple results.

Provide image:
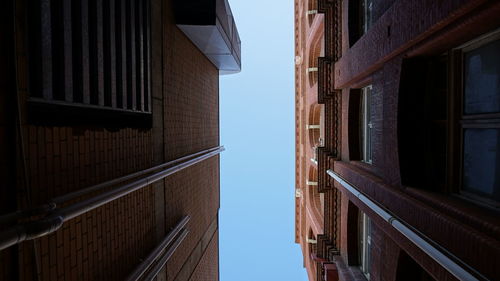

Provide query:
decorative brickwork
left=297, top=0, right=500, bottom=280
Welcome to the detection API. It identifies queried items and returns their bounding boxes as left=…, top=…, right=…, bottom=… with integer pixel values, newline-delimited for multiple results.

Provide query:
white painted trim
left=295, top=189, right=302, bottom=198
left=306, top=124, right=321, bottom=129
left=306, top=180, right=318, bottom=186
left=307, top=238, right=317, bottom=244
left=310, top=158, right=318, bottom=166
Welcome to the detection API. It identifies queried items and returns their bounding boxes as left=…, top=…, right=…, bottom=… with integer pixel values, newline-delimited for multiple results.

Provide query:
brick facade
left=296, top=0, right=500, bottom=280
left=0, top=0, right=223, bottom=280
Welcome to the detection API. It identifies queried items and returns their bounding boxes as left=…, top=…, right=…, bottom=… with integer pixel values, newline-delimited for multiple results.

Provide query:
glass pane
left=463, top=129, right=500, bottom=201
left=464, top=39, right=500, bottom=114
left=361, top=86, right=373, bottom=163
left=363, top=0, right=373, bottom=33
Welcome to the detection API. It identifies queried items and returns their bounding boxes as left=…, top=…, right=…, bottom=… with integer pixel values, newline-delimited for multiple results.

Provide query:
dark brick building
left=0, top=0, right=240, bottom=280
left=295, top=0, right=500, bottom=280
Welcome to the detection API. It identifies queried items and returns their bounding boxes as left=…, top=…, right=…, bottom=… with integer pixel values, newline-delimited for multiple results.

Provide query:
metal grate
left=27, top=0, right=151, bottom=114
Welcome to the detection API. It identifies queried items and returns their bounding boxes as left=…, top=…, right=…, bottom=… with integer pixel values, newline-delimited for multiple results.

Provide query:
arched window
left=307, top=33, right=325, bottom=88
left=307, top=228, right=318, bottom=273
left=307, top=166, right=324, bottom=221
left=308, top=104, right=325, bottom=152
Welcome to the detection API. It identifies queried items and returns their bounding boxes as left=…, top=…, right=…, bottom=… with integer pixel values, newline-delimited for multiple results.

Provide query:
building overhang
left=173, top=0, right=241, bottom=75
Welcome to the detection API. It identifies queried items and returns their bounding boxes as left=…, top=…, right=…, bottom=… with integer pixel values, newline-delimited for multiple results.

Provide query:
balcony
left=174, top=0, right=241, bottom=74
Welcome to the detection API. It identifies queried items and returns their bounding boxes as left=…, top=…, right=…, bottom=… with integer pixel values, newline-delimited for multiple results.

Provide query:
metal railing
left=0, top=146, right=224, bottom=251
left=327, top=170, right=484, bottom=281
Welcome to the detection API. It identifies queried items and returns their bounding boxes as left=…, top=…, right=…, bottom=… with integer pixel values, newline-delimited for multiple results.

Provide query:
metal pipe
left=125, top=216, right=190, bottom=281
left=327, top=170, right=484, bottom=281
left=0, top=147, right=223, bottom=251
left=0, top=203, right=56, bottom=225
left=52, top=146, right=221, bottom=204
left=143, top=229, right=190, bottom=281
left=0, top=147, right=221, bottom=225
left=60, top=147, right=223, bottom=221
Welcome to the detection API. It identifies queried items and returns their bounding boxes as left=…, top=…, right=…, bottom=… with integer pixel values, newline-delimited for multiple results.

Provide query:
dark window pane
left=464, top=39, right=500, bottom=114
left=463, top=128, right=500, bottom=201
left=363, top=0, right=373, bottom=33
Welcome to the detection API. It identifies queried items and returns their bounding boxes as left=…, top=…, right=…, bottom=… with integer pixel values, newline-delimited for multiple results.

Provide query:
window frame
left=360, top=85, right=373, bottom=164
left=348, top=0, right=373, bottom=46
left=358, top=211, right=372, bottom=280
left=449, top=29, right=500, bottom=209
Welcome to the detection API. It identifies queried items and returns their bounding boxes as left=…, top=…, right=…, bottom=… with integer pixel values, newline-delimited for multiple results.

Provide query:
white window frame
left=359, top=211, right=372, bottom=280
left=361, top=85, right=373, bottom=164
left=362, top=0, right=373, bottom=34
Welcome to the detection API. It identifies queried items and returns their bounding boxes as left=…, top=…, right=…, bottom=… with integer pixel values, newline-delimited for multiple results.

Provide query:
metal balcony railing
left=174, top=0, right=241, bottom=74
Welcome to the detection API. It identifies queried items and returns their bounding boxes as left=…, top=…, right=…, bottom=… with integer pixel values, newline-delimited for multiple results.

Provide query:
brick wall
left=164, top=157, right=220, bottom=281
left=296, top=0, right=500, bottom=280
left=1, top=0, right=221, bottom=280
left=332, top=1, right=500, bottom=279
left=188, top=231, right=219, bottom=281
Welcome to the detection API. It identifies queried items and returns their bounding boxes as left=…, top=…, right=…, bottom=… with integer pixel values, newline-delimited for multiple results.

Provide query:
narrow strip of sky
left=219, top=0, right=308, bottom=280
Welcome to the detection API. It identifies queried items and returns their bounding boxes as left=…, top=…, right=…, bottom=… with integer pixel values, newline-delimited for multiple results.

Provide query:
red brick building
left=0, top=0, right=240, bottom=280
left=295, top=0, right=500, bottom=280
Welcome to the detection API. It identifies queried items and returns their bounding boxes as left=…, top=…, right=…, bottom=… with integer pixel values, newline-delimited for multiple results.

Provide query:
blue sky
left=219, top=0, right=308, bottom=280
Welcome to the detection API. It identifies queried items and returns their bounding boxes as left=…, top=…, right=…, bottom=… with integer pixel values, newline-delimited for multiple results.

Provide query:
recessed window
left=360, top=86, right=373, bottom=164
left=456, top=31, right=500, bottom=206
left=348, top=86, right=373, bottom=163
left=348, top=0, right=373, bottom=46
left=358, top=211, right=372, bottom=280
left=308, top=104, right=325, bottom=153
left=361, top=0, right=373, bottom=34
left=399, top=29, right=500, bottom=208
left=396, top=250, right=436, bottom=281
left=398, top=56, right=447, bottom=191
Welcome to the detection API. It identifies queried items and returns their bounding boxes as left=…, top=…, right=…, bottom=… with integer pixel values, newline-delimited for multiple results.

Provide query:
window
left=360, top=0, right=373, bottom=34
left=453, top=30, right=500, bottom=206
left=348, top=0, right=373, bottom=46
left=308, top=104, right=325, bottom=153
left=348, top=86, right=373, bottom=163
left=26, top=0, right=152, bottom=127
left=358, top=211, right=372, bottom=280
left=360, top=86, right=373, bottom=164
left=398, top=56, right=447, bottom=191
left=399, top=29, right=500, bottom=208
left=396, top=251, right=436, bottom=281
